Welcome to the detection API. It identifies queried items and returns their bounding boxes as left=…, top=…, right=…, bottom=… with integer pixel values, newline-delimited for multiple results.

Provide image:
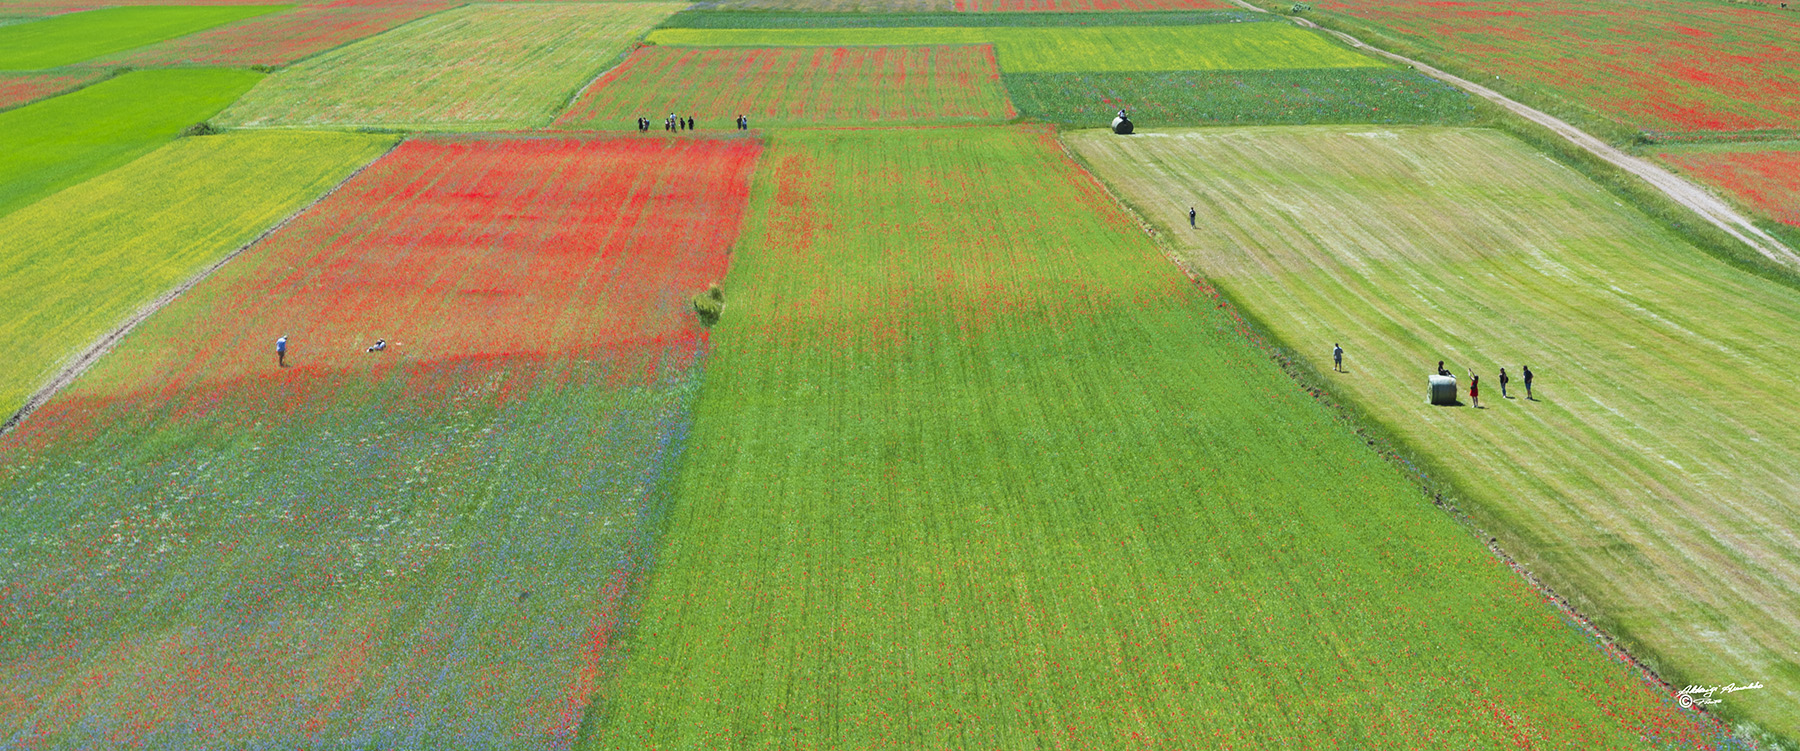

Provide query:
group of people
left=1436, top=360, right=1534, bottom=408
left=1328, top=344, right=1537, bottom=409
left=637, top=114, right=695, bottom=132
left=633, top=114, right=753, bottom=132
left=272, top=335, right=386, bottom=368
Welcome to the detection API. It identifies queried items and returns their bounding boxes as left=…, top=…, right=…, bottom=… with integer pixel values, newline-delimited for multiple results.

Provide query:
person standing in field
left=1523, top=365, right=1534, bottom=400
left=687, top=116, right=695, bottom=130
left=1333, top=343, right=1343, bottom=372
left=1499, top=367, right=1510, bottom=398
left=1469, top=373, right=1481, bottom=408
left=1189, top=207, right=1196, bottom=228
left=276, top=335, right=288, bottom=368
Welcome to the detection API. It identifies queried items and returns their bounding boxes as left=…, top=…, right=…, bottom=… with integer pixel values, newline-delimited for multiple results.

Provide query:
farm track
left=1223, top=0, right=1800, bottom=270
left=0, top=139, right=401, bottom=438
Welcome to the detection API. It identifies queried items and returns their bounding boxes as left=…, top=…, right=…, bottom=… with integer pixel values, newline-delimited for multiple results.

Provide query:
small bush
left=249, top=64, right=279, bottom=74
left=181, top=122, right=221, bottom=137
left=692, top=284, right=725, bottom=326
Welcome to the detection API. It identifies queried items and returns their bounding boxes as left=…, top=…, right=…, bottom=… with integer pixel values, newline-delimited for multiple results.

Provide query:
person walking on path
left=1469, top=373, right=1481, bottom=408
left=276, top=335, right=288, bottom=368
left=1333, top=343, right=1343, bottom=372
left=1188, top=207, right=1196, bottom=228
left=1523, top=365, right=1534, bottom=400
left=1499, top=367, right=1510, bottom=398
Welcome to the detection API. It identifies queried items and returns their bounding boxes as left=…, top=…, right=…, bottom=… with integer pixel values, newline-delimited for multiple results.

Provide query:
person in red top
left=1469, top=373, right=1481, bottom=408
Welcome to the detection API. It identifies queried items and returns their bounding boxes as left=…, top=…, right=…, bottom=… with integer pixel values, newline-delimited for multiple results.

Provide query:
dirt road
left=1224, top=0, right=1800, bottom=270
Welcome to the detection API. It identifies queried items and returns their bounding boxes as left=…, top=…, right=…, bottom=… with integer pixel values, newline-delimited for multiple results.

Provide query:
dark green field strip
left=0, top=68, right=262, bottom=219
left=0, top=5, right=285, bottom=69
left=1007, top=67, right=1482, bottom=127
left=659, top=9, right=1269, bottom=27
left=577, top=126, right=1725, bottom=749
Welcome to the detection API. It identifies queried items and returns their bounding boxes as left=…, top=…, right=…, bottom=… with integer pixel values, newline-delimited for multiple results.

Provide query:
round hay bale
left=1428, top=375, right=1458, bottom=405
left=1111, top=116, right=1134, bottom=135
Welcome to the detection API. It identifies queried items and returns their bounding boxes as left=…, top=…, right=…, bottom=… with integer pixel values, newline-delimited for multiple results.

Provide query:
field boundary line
left=1220, top=0, right=1800, bottom=270
left=0, top=137, right=405, bottom=438
left=1051, top=130, right=1738, bottom=739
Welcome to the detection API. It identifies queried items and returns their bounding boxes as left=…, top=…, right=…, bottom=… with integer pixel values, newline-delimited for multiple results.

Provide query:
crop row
left=217, top=3, right=684, bottom=130
left=646, top=23, right=1383, bottom=73
left=576, top=126, right=1728, bottom=749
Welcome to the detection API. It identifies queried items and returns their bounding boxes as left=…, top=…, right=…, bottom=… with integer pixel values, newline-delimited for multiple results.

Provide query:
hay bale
left=1111, top=116, right=1134, bottom=135
left=1429, top=375, right=1457, bottom=405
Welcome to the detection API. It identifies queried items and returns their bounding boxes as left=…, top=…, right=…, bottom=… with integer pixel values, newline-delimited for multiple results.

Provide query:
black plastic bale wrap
left=1111, top=116, right=1134, bottom=135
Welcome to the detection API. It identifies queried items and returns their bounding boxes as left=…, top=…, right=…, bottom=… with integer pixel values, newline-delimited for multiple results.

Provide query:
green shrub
left=691, top=284, right=724, bottom=326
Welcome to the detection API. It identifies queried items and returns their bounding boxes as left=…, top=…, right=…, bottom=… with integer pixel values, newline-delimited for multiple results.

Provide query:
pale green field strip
left=0, top=5, right=284, bottom=69
left=644, top=23, right=1380, bottom=73
left=0, top=68, right=261, bottom=219
left=580, top=126, right=1721, bottom=748
left=216, top=3, right=682, bottom=130
left=0, top=130, right=396, bottom=421
left=1068, top=125, right=1800, bottom=736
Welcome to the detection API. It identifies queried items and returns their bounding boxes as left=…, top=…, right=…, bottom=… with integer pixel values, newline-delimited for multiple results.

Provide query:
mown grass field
left=95, top=1, right=457, bottom=67
left=0, top=130, right=393, bottom=422
left=0, top=68, right=261, bottom=218
left=558, top=45, right=1014, bottom=130
left=1293, top=0, right=1800, bottom=135
left=0, top=5, right=282, bottom=69
left=1658, top=144, right=1800, bottom=228
left=216, top=3, right=681, bottom=130
left=1069, top=124, right=1800, bottom=738
left=645, top=23, right=1382, bottom=73
left=574, top=126, right=1728, bottom=749
left=1006, top=67, right=1480, bottom=127
left=0, top=135, right=761, bottom=748
left=0, top=69, right=103, bottom=111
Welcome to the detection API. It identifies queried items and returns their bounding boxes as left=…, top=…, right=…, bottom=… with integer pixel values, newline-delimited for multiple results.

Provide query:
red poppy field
left=1660, top=147, right=1800, bottom=227
left=0, top=134, right=761, bottom=749
left=556, top=44, right=1015, bottom=130
left=0, top=71, right=104, bottom=112
left=1309, top=0, right=1800, bottom=135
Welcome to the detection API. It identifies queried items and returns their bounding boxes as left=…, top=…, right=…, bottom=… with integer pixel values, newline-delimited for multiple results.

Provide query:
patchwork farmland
left=2, top=1, right=1796, bottom=750
left=1272, top=0, right=1800, bottom=137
